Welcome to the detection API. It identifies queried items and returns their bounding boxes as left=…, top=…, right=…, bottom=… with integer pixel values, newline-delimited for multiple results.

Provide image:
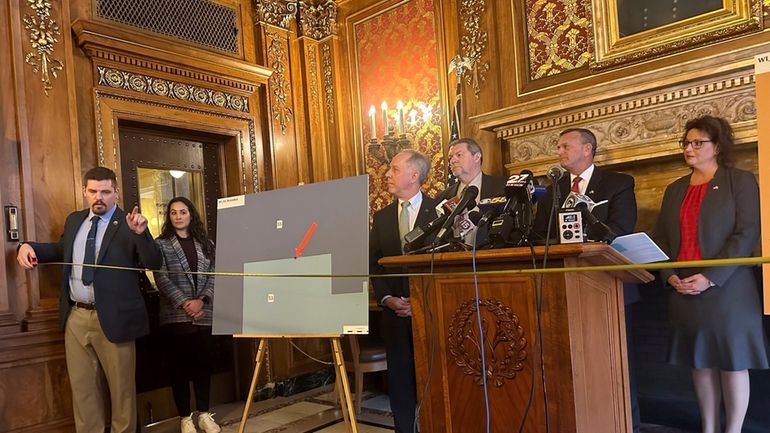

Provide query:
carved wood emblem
left=267, top=32, right=294, bottom=134
left=448, top=298, right=527, bottom=387
left=23, top=0, right=63, bottom=95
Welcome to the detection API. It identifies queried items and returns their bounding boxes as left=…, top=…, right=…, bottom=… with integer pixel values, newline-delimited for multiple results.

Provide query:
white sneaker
left=197, top=412, right=221, bottom=433
left=181, top=414, right=196, bottom=433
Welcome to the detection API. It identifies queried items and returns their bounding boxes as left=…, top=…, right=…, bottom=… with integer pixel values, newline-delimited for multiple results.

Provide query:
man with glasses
left=438, top=137, right=506, bottom=202
left=437, top=138, right=506, bottom=244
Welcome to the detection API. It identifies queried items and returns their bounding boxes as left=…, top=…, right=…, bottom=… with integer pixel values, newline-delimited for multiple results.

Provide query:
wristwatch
left=199, top=295, right=210, bottom=304
left=707, top=280, right=716, bottom=288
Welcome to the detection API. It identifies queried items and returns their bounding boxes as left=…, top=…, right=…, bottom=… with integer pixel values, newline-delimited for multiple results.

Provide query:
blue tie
left=82, top=216, right=99, bottom=285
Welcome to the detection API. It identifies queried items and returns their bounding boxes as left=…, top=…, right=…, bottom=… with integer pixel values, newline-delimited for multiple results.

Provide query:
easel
left=234, top=334, right=359, bottom=433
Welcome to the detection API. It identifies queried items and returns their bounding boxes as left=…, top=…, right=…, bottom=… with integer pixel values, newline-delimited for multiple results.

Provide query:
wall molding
left=498, top=69, right=757, bottom=174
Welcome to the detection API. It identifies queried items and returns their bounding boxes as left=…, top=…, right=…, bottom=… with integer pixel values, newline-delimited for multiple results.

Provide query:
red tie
left=571, top=176, right=582, bottom=193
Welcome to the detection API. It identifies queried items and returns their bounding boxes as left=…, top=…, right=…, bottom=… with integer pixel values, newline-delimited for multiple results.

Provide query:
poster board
left=755, top=53, right=770, bottom=314
left=212, top=175, right=370, bottom=334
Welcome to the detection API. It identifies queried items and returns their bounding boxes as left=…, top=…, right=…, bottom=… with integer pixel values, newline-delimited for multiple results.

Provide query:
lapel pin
left=112, top=220, right=119, bottom=226
left=713, top=185, right=719, bottom=190
left=588, top=190, right=594, bottom=195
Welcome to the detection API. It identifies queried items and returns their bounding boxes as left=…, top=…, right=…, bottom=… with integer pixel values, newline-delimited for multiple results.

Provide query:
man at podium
left=369, top=149, right=439, bottom=433
left=532, top=127, right=641, bottom=431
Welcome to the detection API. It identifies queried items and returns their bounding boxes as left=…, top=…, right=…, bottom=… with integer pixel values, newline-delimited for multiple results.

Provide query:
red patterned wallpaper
left=526, top=0, right=591, bottom=80
left=354, top=0, right=446, bottom=214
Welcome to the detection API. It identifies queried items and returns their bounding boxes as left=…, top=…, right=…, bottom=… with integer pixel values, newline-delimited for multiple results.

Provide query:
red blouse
left=677, top=183, right=709, bottom=261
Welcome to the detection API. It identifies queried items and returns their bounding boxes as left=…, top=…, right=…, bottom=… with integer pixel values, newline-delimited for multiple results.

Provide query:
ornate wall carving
left=94, top=91, right=258, bottom=191
left=266, top=32, right=294, bottom=134
left=299, top=0, right=337, bottom=40
left=525, top=0, right=591, bottom=80
left=306, top=45, right=320, bottom=124
left=459, top=0, right=489, bottom=97
left=448, top=298, right=527, bottom=387
left=321, top=44, right=335, bottom=123
left=254, top=0, right=297, bottom=29
left=97, top=66, right=250, bottom=112
left=498, top=70, right=756, bottom=172
left=23, top=0, right=63, bottom=95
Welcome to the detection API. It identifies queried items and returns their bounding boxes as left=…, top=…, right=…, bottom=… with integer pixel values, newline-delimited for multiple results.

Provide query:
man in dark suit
left=533, top=127, right=641, bottom=432
left=17, top=166, right=162, bottom=433
left=437, top=138, right=506, bottom=245
left=438, top=137, right=506, bottom=201
left=370, top=149, right=439, bottom=433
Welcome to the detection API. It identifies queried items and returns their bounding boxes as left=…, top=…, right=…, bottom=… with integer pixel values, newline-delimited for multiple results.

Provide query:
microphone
left=468, top=211, right=482, bottom=226
left=403, top=197, right=463, bottom=252
left=575, top=202, right=617, bottom=243
left=547, top=165, right=566, bottom=182
left=435, top=196, right=460, bottom=217
left=433, top=185, right=479, bottom=244
left=503, top=170, right=534, bottom=212
left=477, top=196, right=507, bottom=222
left=403, top=213, right=450, bottom=252
left=476, top=209, right=496, bottom=228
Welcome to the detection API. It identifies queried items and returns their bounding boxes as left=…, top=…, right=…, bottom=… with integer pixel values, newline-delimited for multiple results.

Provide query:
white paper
left=610, top=232, right=669, bottom=264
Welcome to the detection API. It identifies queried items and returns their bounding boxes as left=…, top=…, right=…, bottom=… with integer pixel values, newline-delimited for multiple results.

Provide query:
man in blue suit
left=17, top=167, right=162, bottom=433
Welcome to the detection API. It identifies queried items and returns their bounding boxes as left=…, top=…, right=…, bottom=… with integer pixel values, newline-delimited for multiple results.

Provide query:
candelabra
left=367, top=101, right=411, bottom=164
left=368, top=128, right=411, bottom=164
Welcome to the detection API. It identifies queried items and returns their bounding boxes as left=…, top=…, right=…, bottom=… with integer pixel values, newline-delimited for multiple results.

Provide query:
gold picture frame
left=590, top=0, right=764, bottom=71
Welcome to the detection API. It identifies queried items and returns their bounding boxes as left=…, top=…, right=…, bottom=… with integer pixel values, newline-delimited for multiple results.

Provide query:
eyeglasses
left=679, top=139, right=712, bottom=150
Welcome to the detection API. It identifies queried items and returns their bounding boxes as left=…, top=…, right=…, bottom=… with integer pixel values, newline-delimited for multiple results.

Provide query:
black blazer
left=437, top=173, right=507, bottom=201
left=370, top=194, right=440, bottom=303
left=533, top=166, right=639, bottom=303
left=533, top=165, right=637, bottom=238
left=30, top=206, right=163, bottom=343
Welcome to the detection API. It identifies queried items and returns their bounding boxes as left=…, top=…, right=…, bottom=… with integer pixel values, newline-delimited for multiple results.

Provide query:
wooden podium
left=379, top=243, right=653, bottom=433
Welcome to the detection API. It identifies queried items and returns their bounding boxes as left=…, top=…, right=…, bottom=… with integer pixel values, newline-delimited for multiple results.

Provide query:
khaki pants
left=65, top=306, right=136, bottom=433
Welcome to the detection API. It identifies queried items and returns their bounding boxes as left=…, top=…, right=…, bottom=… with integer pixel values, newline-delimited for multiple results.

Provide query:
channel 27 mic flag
left=212, top=175, right=369, bottom=336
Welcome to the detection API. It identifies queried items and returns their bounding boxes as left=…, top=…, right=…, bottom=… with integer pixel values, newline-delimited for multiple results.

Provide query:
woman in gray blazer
left=653, top=116, right=768, bottom=433
left=154, top=197, right=220, bottom=433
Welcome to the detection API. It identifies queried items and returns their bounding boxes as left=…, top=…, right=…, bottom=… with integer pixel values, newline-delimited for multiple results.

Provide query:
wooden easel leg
left=331, top=337, right=358, bottom=433
left=237, top=338, right=268, bottom=433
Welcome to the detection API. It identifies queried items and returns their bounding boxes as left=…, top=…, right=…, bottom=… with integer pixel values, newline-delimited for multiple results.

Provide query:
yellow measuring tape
left=35, top=255, right=770, bottom=279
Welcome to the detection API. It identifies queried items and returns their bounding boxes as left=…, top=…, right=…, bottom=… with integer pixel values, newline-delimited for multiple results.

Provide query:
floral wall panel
left=526, top=0, right=592, bottom=80
left=354, top=0, right=445, bottom=214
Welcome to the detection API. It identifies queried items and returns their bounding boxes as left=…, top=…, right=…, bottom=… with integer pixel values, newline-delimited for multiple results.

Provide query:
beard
left=91, top=201, right=108, bottom=215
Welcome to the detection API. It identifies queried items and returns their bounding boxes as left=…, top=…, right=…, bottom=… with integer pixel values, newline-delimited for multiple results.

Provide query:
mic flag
left=562, top=192, right=608, bottom=213
left=478, top=196, right=507, bottom=221
left=434, top=185, right=479, bottom=244
left=575, top=202, right=617, bottom=243
left=404, top=197, right=464, bottom=252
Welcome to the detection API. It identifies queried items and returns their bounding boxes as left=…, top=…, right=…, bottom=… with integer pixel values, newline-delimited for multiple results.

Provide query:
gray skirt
left=667, top=266, right=769, bottom=371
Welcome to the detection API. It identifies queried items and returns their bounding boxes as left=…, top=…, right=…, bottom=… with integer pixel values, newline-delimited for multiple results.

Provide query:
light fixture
left=169, top=170, right=186, bottom=179
left=368, top=100, right=411, bottom=164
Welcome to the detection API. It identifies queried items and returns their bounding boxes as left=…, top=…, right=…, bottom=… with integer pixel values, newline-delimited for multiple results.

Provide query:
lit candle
left=396, top=100, right=404, bottom=135
left=381, top=101, right=388, bottom=135
left=368, top=105, right=377, bottom=140
left=409, top=109, right=418, bottom=126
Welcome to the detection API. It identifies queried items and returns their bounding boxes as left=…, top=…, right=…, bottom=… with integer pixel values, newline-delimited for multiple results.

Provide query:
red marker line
left=294, top=222, right=318, bottom=258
